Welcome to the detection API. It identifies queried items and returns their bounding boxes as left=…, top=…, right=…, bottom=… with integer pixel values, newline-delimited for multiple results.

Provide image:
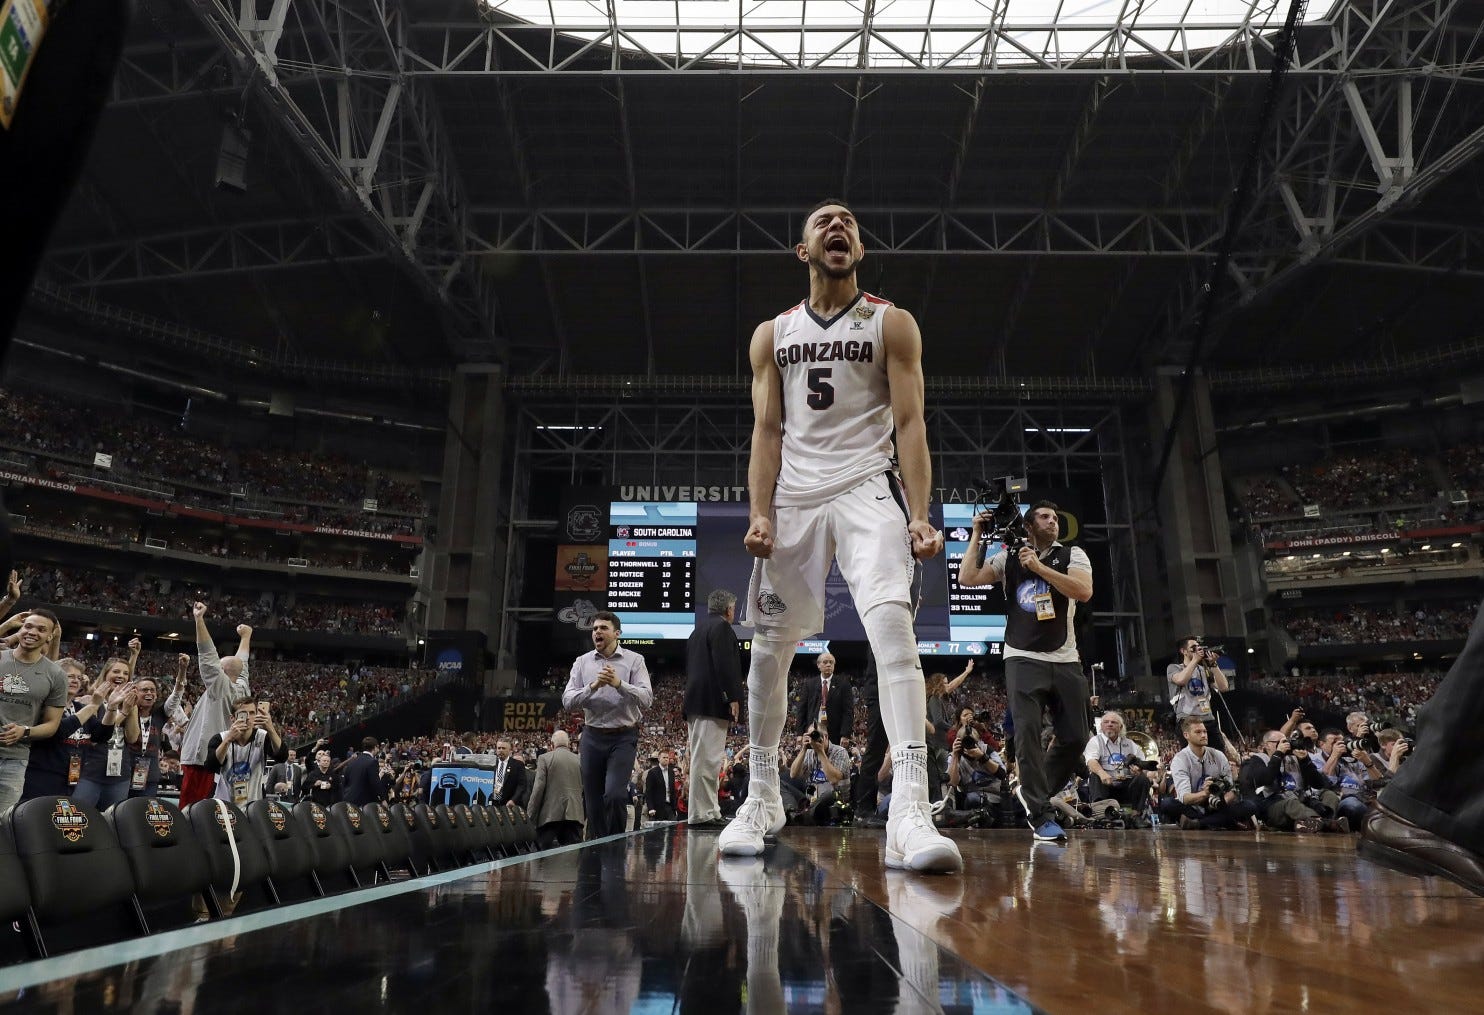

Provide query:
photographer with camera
left=1167, top=637, right=1230, bottom=748
left=1161, top=717, right=1256, bottom=830
left=1345, top=712, right=1381, bottom=756
left=948, top=718, right=1005, bottom=814
left=960, top=499, right=1093, bottom=842
left=1238, top=731, right=1325, bottom=833
left=1374, top=728, right=1412, bottom=775
left=1319, top=729, right=1382, bottom=830
left=786, top=727, right=850, bottom=825
left=1082, top=712, right=1152, bottom=822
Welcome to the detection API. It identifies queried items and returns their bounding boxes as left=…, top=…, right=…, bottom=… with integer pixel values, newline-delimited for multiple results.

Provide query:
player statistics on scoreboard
left=606, top=501, right=697, bottom=639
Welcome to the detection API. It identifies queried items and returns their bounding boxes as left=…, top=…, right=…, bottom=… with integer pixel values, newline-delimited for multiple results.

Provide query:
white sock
left=748, top=744, right=781, bottom=803
left=890, top=743, right=930, bottom=808
left=744, top=628, right=802, bottom=755
left=862, top=601, right=928, bottom=747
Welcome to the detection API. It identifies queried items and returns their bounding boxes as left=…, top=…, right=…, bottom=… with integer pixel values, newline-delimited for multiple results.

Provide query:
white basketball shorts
left=745, top=471, right=917, bottom=635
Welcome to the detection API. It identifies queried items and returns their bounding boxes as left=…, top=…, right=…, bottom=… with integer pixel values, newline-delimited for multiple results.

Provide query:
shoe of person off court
left=717, top=795, right=786, bottom=857
left=885, top=800, right=963, bottom=873
left=1033, top=819, right=1067, bottom=842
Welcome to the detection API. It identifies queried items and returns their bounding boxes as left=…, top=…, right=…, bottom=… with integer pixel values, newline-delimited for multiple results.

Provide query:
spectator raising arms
left=177, top=603, right=253, bottom=807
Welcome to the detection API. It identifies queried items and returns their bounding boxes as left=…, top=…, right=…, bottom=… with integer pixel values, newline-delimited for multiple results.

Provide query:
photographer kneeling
left=1082, top=712, right=1153, bottom=824
left=948, top=722, right=1005, bottom=816
left=785, top=728, right=850, bottom=825
left=1319, top=729, right=1383, bottom=831
left=1160, top=717, right=1257, bottom=830
left=1239, top=731, right=1324, bottom=834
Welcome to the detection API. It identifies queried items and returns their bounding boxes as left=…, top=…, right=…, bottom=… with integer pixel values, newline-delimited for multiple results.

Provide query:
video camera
left=975, top=478, right=1030, bottom=555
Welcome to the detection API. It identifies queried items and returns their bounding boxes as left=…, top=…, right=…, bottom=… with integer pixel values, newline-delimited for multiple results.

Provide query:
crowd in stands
left=1445, top=444, right=1484, bottom=492
left=46, top=638, right=434, bottom=746
left=22, top=565, right=404, bottom=635
left=1237, top=446, right=1459, bottom=523
left=276, top=599, right=402, bottom=636
left=1283, top=448, right=1432, bottom=513
left=11, top=495, right=419, bottom=571
left=1254, top=670, right=1442, bottom=731
left=1278, top=601, right=1475, bottom=645
left=0, top=387, right=425, bottom=520
left=1241, top=477, right=1298, bottom=518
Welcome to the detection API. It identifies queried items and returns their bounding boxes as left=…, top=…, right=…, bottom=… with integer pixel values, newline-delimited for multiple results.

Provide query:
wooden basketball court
left=1, top=825, right=1478, bottom=1013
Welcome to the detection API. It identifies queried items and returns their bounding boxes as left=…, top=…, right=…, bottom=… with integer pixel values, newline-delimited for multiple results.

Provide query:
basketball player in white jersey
left=718, top=200, right=962, bottom=873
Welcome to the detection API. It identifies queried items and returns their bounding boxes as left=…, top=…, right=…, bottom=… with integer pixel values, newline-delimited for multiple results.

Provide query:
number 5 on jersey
left=807, top=368, right=834, bottom=410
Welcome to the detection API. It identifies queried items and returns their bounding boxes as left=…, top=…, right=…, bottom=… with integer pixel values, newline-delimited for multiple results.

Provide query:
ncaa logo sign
left=436, top=647, right=464, bottom=678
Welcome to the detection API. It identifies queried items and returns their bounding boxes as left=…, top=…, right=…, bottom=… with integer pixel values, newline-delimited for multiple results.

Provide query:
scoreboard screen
left=604, top=502, right=696, bottom=638
left=556, top=491, right=1027, bottom=647
left=944, top=502, right=1011, bottom=644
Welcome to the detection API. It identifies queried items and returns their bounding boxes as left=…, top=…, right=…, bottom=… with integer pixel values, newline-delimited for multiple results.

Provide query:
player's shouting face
left=798, top=204, right=863, bottom=280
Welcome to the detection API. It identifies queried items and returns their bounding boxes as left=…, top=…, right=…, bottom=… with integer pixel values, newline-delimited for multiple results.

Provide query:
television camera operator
left=960, top=494, right=1093, bottom=842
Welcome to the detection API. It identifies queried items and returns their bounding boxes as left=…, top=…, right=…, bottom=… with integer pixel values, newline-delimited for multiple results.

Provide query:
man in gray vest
left=960, top=500, right=1092, bottom=842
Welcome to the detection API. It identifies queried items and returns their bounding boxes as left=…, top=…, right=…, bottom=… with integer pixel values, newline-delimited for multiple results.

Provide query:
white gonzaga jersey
left=771, top=291, right=895, bottom=507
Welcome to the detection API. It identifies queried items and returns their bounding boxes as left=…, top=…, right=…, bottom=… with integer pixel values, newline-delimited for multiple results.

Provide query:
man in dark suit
left=794, top=652, right=854, bottom=743
left=684, top=589, right=744, bottom=828
left=267, top=748, right=306, bottom=800
left=341, top=737, right=383, bottom=806
left=493, top=737, right=528, bottom=808
left=645, top=749, right=682, bottom=822
left=527, top=730, right=585, bottom=848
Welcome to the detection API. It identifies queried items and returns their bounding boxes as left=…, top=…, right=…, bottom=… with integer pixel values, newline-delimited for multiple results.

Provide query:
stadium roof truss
left=46, top=0, right=1484, bottom=373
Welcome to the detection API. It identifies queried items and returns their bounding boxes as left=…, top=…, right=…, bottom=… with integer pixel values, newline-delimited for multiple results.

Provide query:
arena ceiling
left=27, top=0, right=1484, bottom=387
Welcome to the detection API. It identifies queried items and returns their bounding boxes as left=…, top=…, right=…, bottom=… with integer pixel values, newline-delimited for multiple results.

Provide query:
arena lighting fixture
left=1311, top=553, right=1321, bottom=559
left=477, top=0, right=1335, bottom=68
left=1023, top=427, right=1093, bottom=434
left=1380, top=548, right=1391, bottom=554
left=1284, top=555, right=1295, bottom=560
left=1421, top=544, right=1432, bottom=550
left=1341, top=551, right=1351, bottom=556
left=537, top=424, right=604, bottom=430
left=1452, top=542, right=1464, bottom=548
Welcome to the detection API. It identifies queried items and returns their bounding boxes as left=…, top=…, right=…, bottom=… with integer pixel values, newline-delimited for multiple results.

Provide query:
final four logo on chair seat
left=51, top=799, right=88, bottom=842
left=376, top=807, right=391, bottom=830
left=268, top=804, right=287, bottom=832
left=347, top=809, right=362, bottom=830
left=145, top=800, right=174, bottom=838
left=214, top=809, right=238, bottom=831
left=310, top=804, right=328, bottom=831
left=403, top=810, right=417, bottom=829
